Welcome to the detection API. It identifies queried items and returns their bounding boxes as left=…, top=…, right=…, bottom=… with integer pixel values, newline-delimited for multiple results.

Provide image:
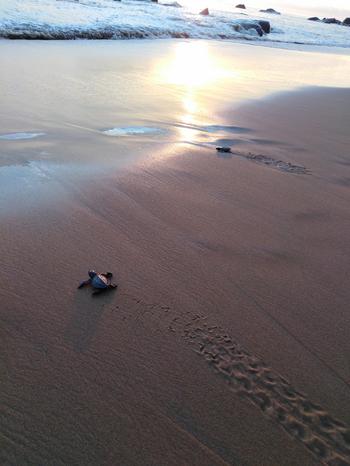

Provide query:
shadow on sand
left=64, top=288, right=116, bottom=352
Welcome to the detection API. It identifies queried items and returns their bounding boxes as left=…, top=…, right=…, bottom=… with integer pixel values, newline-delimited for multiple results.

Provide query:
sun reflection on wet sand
left=155, top=41, right=238, bottom=144
left=183, top=94, right=197, bottom=114
left=177, top=107, right=198, bottom=142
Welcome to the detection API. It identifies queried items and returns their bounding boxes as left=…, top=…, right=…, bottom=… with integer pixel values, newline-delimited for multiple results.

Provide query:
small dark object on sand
left=78, top=270, right=118, bottom=296
left=216, top=146, right=232, bottom=153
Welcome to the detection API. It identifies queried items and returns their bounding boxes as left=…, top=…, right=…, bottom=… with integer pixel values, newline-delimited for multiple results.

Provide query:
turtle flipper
left=78, top=279, right=91, bottom=289
left=109, top=283, right=118, bottom=289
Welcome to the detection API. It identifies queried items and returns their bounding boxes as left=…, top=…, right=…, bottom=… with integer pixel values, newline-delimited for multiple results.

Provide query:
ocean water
left=1, top=0, right=350, bottom=47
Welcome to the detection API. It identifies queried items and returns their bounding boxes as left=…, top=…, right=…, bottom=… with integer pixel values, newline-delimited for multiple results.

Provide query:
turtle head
left=88, top=270, right=97, bottom=279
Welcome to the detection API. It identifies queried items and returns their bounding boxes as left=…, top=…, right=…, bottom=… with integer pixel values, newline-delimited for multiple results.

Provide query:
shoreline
left=1, top=36, right=350, bottom=55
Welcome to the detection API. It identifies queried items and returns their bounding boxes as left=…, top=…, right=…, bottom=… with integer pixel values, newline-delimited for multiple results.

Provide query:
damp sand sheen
left=1, top=40, right=350, bottom=466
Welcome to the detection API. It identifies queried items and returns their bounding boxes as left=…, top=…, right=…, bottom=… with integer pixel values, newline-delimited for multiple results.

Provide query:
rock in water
left=233, top=20, right=270, bottom=36
left=235, top=4, right=246, bottom=9
left=259, top=8, right=280, bottom=15
left=233, top=22, right=263, bottom=36
left=343, top=18, right=350, bottom=26
left=247, top=23, right=263, bottom=36
left=199, top=7, right=209, bottom=15
left=322, top=17, right=341, bottom=24
left=258, top=20, right=270, bottom=34
left=308, top=17, right=320, bottom=21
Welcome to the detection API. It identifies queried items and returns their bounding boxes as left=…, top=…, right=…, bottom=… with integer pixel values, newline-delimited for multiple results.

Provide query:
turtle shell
left=91, top=274, right=109, bottom=289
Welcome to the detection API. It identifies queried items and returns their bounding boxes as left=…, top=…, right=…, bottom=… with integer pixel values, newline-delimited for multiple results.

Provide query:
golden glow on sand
left=156, top=41, right=236, bottom=88
left=152, top=40, right=350, bottom=148
left=155, top=42, right=237, bottom=142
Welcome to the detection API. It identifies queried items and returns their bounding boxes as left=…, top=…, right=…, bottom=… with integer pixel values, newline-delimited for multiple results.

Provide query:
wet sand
left=1, top=42, right=350, bottom=465
left=1, top=86, right=350, bottom=466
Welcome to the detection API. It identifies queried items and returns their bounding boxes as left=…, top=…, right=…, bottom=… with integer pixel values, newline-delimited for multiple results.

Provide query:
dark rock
left=258, top=20, right=270, bottom=33
left=259, top=8, right=280, bottom=15
left=232, top=19, right=270, bottom=36
left=233, top=21, right=264, bottom=36
left=308, top=17, right=320, bottom=21
left=251, top=24, right=264, bottom=36
left=343, top=18, right=350, bottom=26
left=172, top=32, right=190, bottom=38
left=322, top=17, right=341, bottom=24
left=199, top=7, right=209, bottom=15
left=235, top=4, right=246, bottom=9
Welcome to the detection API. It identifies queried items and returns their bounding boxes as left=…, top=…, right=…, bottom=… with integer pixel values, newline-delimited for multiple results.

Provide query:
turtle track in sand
left=191, top=141, right=309, bottom=174
left=115, top=296, right=350, bottom=464
left=169, top=313, right=350, bottom=466
left=229, top=150, right=308, bottom=174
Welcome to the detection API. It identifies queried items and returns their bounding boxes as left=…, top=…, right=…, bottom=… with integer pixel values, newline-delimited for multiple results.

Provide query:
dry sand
left=1, top=85, right=350, bottom=465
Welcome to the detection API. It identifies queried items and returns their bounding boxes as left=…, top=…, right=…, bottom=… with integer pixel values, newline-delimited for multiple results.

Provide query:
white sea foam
left=0, top=132, right=45, bottom=140
left=1, top=0, right=349, bottom=48
left=103, top=126, right=165, bottom=136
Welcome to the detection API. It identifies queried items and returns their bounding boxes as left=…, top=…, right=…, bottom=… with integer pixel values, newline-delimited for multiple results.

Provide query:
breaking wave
left=1, top=0, right=350, bottom=47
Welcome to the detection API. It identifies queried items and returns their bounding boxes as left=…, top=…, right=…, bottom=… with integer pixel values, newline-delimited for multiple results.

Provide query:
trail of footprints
left=231, top=150, right=308, bottom=174
left=121, top=298, right=349, bottom=464
left=170, top=314, right=350, bottom=466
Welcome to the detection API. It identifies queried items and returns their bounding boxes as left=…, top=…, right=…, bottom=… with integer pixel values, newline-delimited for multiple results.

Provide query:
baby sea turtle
left=216, top=146, right=231, bottom=153
left=78, top=270, right=117, bottom=296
